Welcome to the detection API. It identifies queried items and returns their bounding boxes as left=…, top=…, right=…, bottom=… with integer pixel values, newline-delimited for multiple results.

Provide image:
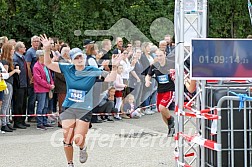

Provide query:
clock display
left=198, top=55, right=249, bottom=64
left=191, top=39, right=252, bottom=80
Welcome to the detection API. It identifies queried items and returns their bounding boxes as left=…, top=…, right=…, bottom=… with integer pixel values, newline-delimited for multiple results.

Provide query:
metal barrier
left=204, top=84, right=252, bottom=167
left=215, top=96, right=252, bottom=167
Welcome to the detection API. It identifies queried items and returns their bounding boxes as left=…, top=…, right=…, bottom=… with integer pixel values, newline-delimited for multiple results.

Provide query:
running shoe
left=79, top=147, right=88, bottom=163
left=167, top=116, right=175, bottom=137
left=144, top=109, right=155, bottom=115
left=114, top=115, right=122, bottom=120
left=68, top=163, right=74, bottom=167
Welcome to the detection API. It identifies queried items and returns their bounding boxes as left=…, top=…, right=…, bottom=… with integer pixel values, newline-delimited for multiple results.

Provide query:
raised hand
left=40, top=34, right=51, bottom=51
left=101, top=60, right=110, bottom=67
left=131, top=59, right=137, bottom=66
left=111, top=54, right=123, bottom=66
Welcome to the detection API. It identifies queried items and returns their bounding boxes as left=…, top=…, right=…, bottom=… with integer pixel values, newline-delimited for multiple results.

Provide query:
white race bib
left=157, top=74, right=169, bottom=84
left=68, top=89, right=86, bottom=102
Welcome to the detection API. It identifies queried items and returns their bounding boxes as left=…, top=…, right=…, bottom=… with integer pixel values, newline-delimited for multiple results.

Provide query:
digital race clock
left=191, top=39, right=252, bottom=80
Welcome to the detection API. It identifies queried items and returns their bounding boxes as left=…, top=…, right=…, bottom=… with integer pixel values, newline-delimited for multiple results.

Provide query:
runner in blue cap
left=40, top=34, right=122, bottom=167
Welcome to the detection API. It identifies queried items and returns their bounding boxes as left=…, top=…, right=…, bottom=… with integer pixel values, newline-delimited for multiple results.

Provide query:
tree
left=0, top=0, right=251, bottom=47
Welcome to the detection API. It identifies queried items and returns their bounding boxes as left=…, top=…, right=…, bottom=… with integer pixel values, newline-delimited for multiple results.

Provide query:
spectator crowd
left=0, top=34, right=177, bottom=133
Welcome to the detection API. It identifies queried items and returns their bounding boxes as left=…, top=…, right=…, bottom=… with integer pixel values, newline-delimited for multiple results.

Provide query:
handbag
left=49, top=90, right=54, bottom=99
left=0, top=78, right=7, bottom=91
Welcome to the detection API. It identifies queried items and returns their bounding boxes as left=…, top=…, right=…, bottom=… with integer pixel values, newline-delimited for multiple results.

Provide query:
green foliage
left=208, top=0, right=252, bottom=38
left=0, top=0, right=251, bottom=47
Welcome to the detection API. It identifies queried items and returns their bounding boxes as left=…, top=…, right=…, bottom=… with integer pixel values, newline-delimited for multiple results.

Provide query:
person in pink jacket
left=33, top=50, right=55, bottom=130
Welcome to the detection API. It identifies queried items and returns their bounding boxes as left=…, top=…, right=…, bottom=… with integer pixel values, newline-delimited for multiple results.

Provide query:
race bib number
left=157, top=74, right=169, bottom=84
left=68, top=89, right=86, bottom=102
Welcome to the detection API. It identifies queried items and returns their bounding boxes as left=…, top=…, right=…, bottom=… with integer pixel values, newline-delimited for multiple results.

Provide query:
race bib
left=68, top=89, right=86, bottom=102
left=157, top=74, right=169, bottom=84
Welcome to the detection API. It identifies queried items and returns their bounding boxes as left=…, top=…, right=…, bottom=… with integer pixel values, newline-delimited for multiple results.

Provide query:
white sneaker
left=140, top=112, right=145, bottom=116
left=79, top=147, right=88, bottom=163
left=144, top=109, right=154, bottom=115
left=114, top=115, right=122, bottom=120
left=68, top=163, right=74, bottom=167
left=135, top=112, right=142, bottom=119
left=152, top=108, right=158, bottom=113
left=149, top=109, right=156, bottom=114
left=131, top=109, right=142, bottom=118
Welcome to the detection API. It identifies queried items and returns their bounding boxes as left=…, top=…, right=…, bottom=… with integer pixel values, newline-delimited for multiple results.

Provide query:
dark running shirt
left=148, top=59, right=175, bottom=93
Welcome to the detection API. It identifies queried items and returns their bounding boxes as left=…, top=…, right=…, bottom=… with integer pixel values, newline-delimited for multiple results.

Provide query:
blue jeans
left=28, top=86, right=36, bottom=115
left=48, top=98, right=54, bottom=112
left=36, top=93, right=48, bottom=126
left=1, top=82, right=13, bottom=126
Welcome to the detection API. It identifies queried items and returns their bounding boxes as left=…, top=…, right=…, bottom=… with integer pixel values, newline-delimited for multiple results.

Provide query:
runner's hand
left=40, top=34, right=51, bottom=51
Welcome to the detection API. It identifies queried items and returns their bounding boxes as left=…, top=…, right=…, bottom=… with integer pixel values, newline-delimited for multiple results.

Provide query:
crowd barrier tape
left=183, top=106, right=221, bottom=135
left=174, top=102, right=193, bottom=115
left=180, top=133, right=221, bottom=151
left=174, top=147, right=193, bottom=167
left=0, top=113, right=58, bottom=117
left=180, top=110, right=221, bottom=120
left=183, top=106, right=217, bottom=116
left=176, top=161, right=192, bottom=167
left=174, top=132, right=221, bottom=167
left=0, top=104, right=157, bottom=117
left=0, top=113, right=125, bottom=117
left=175, top=105, right=220, bottom=135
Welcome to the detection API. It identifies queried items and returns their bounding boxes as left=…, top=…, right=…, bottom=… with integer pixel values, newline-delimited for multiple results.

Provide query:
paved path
left=0, top=112, right=177, bottom=167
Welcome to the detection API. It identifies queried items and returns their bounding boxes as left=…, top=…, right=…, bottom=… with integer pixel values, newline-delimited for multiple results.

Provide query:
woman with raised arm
left=40, top=34, right=122, bottom=167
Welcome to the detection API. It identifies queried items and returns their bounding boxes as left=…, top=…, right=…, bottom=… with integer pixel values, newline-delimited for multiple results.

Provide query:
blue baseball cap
left=69, top=48, right=85, bottom=60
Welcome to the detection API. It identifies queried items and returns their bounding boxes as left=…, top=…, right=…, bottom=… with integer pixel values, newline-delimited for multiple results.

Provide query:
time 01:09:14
left=198, top=55, right=248, bottom=64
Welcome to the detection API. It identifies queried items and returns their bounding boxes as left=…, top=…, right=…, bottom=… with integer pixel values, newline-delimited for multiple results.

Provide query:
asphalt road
left=0, top=112, right=177, bottom=167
